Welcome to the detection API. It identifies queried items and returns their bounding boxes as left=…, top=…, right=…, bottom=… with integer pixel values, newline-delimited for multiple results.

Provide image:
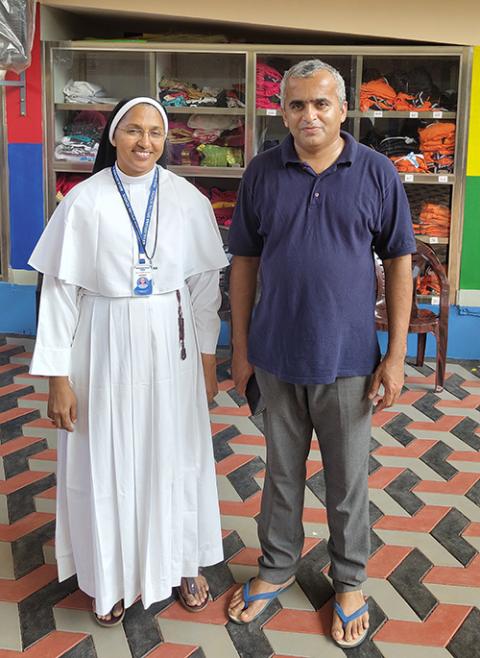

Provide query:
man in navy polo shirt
left=227, top=60, right=416, bottom=648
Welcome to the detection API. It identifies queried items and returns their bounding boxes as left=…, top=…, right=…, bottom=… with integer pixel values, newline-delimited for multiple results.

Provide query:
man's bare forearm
left=230, top=256, right=260, bottom=355
left=382, top=254, right=413, bottom=360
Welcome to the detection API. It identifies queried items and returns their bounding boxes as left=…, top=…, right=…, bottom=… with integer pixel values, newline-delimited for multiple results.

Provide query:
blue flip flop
left=332, top=598, right=369, bottom=648
left=228, top=577, right=295, bottom=625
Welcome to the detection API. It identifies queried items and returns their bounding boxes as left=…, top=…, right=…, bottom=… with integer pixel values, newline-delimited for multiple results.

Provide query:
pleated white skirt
left=55, top=288, right=224, bottom=615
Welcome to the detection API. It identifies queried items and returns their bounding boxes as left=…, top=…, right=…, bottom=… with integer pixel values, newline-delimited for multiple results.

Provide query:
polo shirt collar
left=280, top=130, right=358, bottom=168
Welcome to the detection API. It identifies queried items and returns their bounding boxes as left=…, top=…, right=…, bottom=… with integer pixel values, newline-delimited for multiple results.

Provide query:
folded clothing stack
left=417, top=271, right=442, bottom=296
left=159, top=75, right=245, bottom=108
left=418, top=122, right=455, bottom=173
left=413, top=202, right=451, bottom=237
left=56, top=173, right=89, bottom=202
left=167, top=115, right=244, bottom=167
left=55, top=110, right=107, bottom=163
left=63, top=79, right=118, bottom=104
left=256, top=62, right=283, bottom=109
left=194, top=185, right=237, bottom=227
left=389, top=152, right=429, bottom=173
left=360, top=78, right=397, bottom=111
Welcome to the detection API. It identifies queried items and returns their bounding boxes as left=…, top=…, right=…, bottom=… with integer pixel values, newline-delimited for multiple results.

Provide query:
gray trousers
left=255, top=367, right=372, bottom=593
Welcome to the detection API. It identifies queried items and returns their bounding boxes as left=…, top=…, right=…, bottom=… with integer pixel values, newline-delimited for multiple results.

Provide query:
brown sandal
left=176, top=576, right=210, bottom=612
left=92, top=599, right=125, bottom=627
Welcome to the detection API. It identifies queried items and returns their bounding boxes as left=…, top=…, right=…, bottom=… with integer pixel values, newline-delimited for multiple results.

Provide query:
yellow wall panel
left=467, top=46, right=480, bottom=176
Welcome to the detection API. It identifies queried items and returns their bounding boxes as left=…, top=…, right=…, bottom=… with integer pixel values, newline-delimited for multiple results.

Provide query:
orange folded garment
left=360, top=78, right=397, bottom=111
left=390, top=153, right=429, bottom=173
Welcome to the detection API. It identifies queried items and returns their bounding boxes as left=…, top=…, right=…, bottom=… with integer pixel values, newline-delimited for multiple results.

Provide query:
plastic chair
left=374, top=240, right=449, bottom=392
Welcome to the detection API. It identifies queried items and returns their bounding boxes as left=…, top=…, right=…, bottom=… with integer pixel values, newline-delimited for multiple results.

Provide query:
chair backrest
left=374, top=239, right=450, bottom=320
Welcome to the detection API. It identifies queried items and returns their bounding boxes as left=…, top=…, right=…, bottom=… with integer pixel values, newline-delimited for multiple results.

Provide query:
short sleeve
left=228, top=178, right=263, bottom=256
left=373, top=174, right=417, bottom=260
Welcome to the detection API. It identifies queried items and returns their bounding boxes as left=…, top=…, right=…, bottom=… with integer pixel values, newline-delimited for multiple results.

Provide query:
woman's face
left=112, top=104, right=166, bottom=176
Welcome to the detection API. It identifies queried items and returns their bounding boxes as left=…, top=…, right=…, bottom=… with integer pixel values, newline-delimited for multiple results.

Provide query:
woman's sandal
left=332, top=598, right=369, bottom=648
left=176, top=576, right=210, bottom=612
left=92, top=599, right=125, bottom=627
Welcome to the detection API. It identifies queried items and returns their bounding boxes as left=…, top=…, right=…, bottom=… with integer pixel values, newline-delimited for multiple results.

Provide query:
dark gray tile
left=0, top=384, right=34, bottom=412
left=19, top=574, right=79, bottom=649
left=368, top=455, right=382, bottom=475
left=0, top=345, right=24, bottom=365
left=61, top=636, right=97, bottom=658
left=385, top=469, right=424, bottom=515
left=387, top=548, right=437, bottom=620
left=226, top=601, right=278, bottom=658
left=451, top=418, right=480, bottom=451
left=443, top=373, right=470, bottom=400
left=189, top=649, right=207, bottom=658
left=123, top=598, right=162, bottom=658
left=306, top=469, right=326, bottom=505
left=227, top=456, right=264, bottom=501
left=213, top=425, right=240, bottom=462
left=0, top=408, right=40, bottom=442
left=447, top=608, right=480, bottom=658
left=337, top=597, right=387, bottom=657
left=0, top=364, right=28, bottom=388
left=383, top=413, right=417, bottom=446
left=223, top=530, right=245, bottom=562
left=7, top=473, right=56, bottom=523
left=227, top=388, right=246, bottom=407
left=369, top=501, right=383, bottom=527
left=370, top=529, right=384, bottom=556
left=466, top=479, right=480, bottom=506
left=296, top=541, right=333, bottom=610
left=430, top=508, right=477, bottom=567
left=421, top=442, right=458, bottom=480
left=202, top=560, right=236, bottom=600
left=145, top=593, right=176, bottom=616
left=412, top=391, right=443, bottom=421
left=2, top=438, right=48, bottom=478
left=12, top=520, right=55, bottom=579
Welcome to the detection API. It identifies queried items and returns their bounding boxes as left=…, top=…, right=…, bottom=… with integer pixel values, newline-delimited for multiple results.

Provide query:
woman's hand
left=201, top=354, right=218, bottom=404
left=48, top=376, right=77, bottom=431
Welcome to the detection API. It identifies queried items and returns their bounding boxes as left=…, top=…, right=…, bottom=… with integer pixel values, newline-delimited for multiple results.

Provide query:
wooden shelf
left=168, top=165, right=244, bottom=178
left=55, top=102, right=117, bottom=111
left=415, top=235, right=449, bottom=245
left=166, top=106, right=245, bottom=115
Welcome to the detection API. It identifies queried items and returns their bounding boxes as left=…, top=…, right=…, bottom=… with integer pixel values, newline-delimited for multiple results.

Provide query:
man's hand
left=201, top=353, right=218, bottom=404
left=48, top=376, right=77, bottom=431
left=368, top=354, right=405, bottom=412
left=232, top=348, right=254, bottom=397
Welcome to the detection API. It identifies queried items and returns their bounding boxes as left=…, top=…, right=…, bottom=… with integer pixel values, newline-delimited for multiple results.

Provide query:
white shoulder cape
left=29, top=166, right=229, bottom=296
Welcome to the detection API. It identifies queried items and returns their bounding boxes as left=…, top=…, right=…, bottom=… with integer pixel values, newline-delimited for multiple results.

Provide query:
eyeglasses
left=117, top=127, right=165, bottom=141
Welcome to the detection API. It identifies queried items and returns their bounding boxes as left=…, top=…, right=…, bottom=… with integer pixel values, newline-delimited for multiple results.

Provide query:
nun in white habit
left=29, top=97, right=229, bottom=624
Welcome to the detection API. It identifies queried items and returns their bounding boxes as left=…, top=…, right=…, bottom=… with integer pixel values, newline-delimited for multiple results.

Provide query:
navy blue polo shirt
left=228, top=131, right=416, bottom=385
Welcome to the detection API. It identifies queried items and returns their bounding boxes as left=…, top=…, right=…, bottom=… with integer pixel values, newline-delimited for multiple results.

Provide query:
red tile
left=368, top=466, right=405, bottom=489
left=0, top=365, right=25, bottom=375
left=396, top=390, right=427, bottom=405
left=264, top=602, right=331, bottom=635
left=373, top=506, right=450, bottom=532
left=371, top=411, right=399, bottom=427
left=218, top=379, right=234, bottom=391
left=407, top=416, right=464, bottom=432
left=0, top=407, right=37, bottom=424
left=306, top=461, right=323, bottom=478
left=145, top=644, right=199, bottom=658
left=0, top=345, right=22, bottom=354
left=229, top=538, right=320, bottom=566
left=405, top=372, right=452, bottom=385
left=0, top=565, right=57, bottom=602
left=368, top=546, right=412, bottom=578
left=211, top=405, right=251, bottom=417
left=0, top=512, right=55, bottom=542
left=0, top=436, right=44, bottom=458
left=29, top=449, right=57, bottom=462
left=211, top=422, right=230, bottom=436
left=55, top=589, right=91, bottom=611
left=436, top=395, right=480, bottom=408
left=19, top=392, right=48, bottom=402
left=36, top=486, right=56, bottom=499
left=219, top=491, right=262, bottom=517
left=215, top=453, right=255, bottom=476
left=158, top=585, right=236, bottom=625
left=0, top=630, right=88, bottom=657
left=303, top=508, right=328, bottom=524
left=447, top=451, right=480, bottom=463
left=461, top=379, right=480, bottom=387
left=423, top=554, right=480, bottom=587
left=373, top=439, right=437, bottom=458
left=0, top=384, right=31, bottom=396
left=228, top=434, right=266, bottom=446
left=311, top=438, right=320, bottom=451
left=23, top=418, right=56, bottom=430
left=463, top=522, right=480, bottom=537
left=0, top=470, right=52, bottom=495
left=373, top=604, right=472, bottom=646
left=414, top=472, right=480, bottom=495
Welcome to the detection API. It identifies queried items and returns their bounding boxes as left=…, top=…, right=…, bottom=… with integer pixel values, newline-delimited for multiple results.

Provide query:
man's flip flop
left=332, top=598, right=369, bottom=648
left=228, top=577, right=295, bottom=625
left=176, top=577, right=210, bottom=612
left=92, top=599, right=125, bottom=627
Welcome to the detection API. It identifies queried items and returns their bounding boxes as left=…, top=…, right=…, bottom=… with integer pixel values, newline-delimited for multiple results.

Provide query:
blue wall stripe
left=8, top=143, right=45, bottom=270
left=0, top=283, right=37, bottom=334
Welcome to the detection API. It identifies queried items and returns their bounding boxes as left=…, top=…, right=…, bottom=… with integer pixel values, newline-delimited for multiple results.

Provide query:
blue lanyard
left=111, top=165, right=159, bottom=262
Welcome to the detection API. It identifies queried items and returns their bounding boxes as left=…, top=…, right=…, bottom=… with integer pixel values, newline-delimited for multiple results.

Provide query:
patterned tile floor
left=0, top=334, right=479, bottom=658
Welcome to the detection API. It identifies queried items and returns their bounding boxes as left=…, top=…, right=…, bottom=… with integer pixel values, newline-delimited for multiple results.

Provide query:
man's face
left=281, top=70, right=347, bottom=154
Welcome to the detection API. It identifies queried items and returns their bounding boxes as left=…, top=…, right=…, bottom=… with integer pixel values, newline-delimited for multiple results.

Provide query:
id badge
left=133, top=263, right=153, bottom=296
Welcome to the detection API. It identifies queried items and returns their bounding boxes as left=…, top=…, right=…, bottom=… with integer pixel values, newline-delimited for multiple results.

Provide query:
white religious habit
left=29, top=164, right=229, bottom=616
